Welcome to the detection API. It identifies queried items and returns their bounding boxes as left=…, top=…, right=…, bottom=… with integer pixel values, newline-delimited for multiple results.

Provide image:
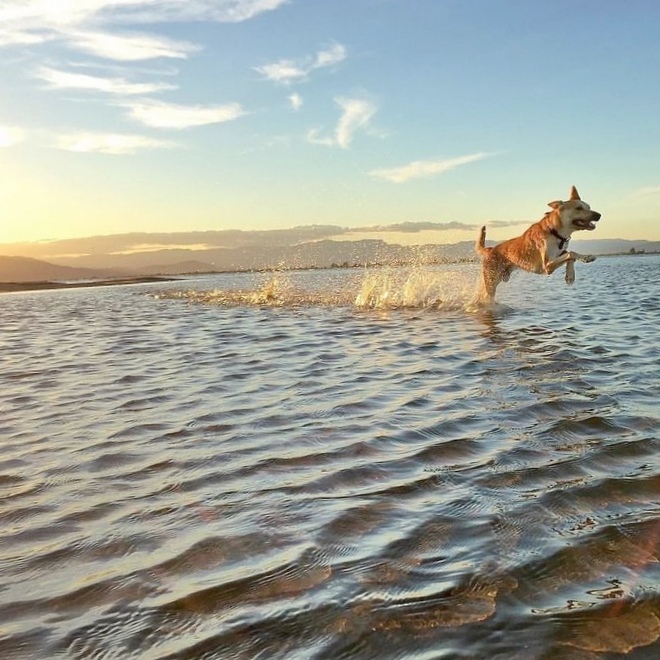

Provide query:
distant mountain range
left=0, top=255, right=120, bottom=283
left=1, top=226, right=659, bottom=283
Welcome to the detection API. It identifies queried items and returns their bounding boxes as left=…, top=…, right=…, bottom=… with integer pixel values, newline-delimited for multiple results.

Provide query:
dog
left=475, top=186, right=600, bottom=302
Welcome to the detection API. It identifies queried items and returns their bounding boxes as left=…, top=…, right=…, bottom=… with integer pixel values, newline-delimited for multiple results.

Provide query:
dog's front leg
left=565, top=259, right=576, bottom=285
left=543, top=252, right=574, bottom=276
left=564, top=251, right=596, bottom=285
left=571, top=252, right=597, bottom=263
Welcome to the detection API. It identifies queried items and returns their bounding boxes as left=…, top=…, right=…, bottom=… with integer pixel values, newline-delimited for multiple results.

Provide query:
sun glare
left=0, top=126, right=24, bottom=148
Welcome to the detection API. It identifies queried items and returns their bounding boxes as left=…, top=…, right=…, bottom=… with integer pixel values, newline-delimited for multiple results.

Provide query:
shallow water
left=2, top=256, right=660, bottom=659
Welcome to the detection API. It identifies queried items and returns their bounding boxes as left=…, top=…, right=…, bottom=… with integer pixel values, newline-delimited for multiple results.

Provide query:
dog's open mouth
left=573, top=218, right=599, bottom=230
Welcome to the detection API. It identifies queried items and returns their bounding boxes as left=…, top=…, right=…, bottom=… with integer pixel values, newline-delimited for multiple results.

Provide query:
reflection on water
left=2, top=256, right=660, bottom=659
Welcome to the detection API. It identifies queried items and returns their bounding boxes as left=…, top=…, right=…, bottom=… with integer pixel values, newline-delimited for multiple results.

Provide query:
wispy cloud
left=124, top=99, right=247, bottom=129
left=0, top=125, right=25, bottom=148
left=308, top=97, right=377, bottom=149
left=1, top=1, right=289, bottom=158
left=36, top=66, right=176, bottom=95
left=630, top=185, right=660, bottom=199
left=255, top=43, right=347, bottom=84
left=288, top=93, right=303, bottom=111
left=486, top=219, right=527, bottom=228
left=68, top=30, right=199, bottom=62
left=53, top=131, right=177, bottom=155
left=108, top=0, right=291, bottom=24
left=369, top=153, right=491, bottom=183
left=352, top=221, right=480, bottom=233
left=0, top=1, right=289, bottom=56
left=336, top=99, right=377, bottom=148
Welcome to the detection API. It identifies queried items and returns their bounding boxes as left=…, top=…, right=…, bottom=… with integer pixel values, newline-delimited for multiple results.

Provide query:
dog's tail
left=475, top=226, right=490, bottom=258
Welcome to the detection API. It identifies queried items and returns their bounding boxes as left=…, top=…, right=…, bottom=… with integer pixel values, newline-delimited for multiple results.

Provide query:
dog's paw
left=565, top=261, right=576, bottom=285
left=583, top=254, right=596, bottom=263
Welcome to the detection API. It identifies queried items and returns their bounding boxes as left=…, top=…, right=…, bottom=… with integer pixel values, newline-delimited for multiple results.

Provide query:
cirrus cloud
left=105, top=0, right=291, bottom=24
left=53, top=131, right=177, bottom=154
left=36, top=66, right=176, bottom=95
left=67, top=29, right=199, bottom=61
left=0, top=1, right=290, bottom=54
left=352, top=221, right=480, bottom=233
left=255, top=43, right=347, bottom=84
left=308, top=97, right=378, bottom=149
left=630, top=185, right=660, bottom=199
left=123, top=99, right=247, bottom=129
left=369, top=153, right=492, bottom=183
left=0, top=1, right=286, bottom=158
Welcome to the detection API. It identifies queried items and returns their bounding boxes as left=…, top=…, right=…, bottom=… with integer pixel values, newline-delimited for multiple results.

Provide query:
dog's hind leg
left=475, top=229, right=508, bottom=302
left=478, top=266, right=500, bottom=302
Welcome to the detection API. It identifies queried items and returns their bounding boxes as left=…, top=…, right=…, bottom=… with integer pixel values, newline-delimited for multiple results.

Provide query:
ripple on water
left=3, top=259, right=660, bottom=658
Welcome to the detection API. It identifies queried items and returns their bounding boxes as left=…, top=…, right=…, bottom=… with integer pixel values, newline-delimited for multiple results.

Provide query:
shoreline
left=1, top=252, right=654, bottom=295
left=0, top=276, right=179, bottom=294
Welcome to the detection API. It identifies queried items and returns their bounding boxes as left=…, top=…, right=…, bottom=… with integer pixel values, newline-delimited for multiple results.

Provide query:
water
left=1, top=256, right=660, bottom=659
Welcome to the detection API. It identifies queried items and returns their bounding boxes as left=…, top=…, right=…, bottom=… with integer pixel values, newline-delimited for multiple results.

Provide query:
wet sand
left=0, top=276, right=178, bottom=293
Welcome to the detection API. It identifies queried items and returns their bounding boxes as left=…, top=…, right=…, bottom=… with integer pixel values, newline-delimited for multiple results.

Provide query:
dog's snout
left=592, top=212, right=601, bottom=221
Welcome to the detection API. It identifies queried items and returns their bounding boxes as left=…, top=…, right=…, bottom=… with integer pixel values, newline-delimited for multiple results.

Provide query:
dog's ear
left=569, top=186, right=581, bottom=200
left=548, top=200, right=562, bottom=210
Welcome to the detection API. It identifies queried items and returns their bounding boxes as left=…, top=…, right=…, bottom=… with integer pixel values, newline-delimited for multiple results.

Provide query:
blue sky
left=1, top=0, right=660, bottom=244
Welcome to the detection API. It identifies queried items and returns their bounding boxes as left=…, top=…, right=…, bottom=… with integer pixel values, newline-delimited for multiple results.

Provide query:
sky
left=1, top=0, right=660, bottom=245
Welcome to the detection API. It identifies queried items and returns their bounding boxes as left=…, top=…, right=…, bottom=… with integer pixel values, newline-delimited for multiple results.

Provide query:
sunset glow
left=1, top=1, right=660, bottom=245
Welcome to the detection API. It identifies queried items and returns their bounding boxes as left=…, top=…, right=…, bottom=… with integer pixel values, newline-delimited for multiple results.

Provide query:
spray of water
left=157, top=263, right=487, bottom=312
left=354, top=266, right=478, bottom=310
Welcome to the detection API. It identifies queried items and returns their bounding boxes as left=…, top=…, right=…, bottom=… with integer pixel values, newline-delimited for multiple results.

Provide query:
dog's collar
left=549, top=228, right=570, bottom=251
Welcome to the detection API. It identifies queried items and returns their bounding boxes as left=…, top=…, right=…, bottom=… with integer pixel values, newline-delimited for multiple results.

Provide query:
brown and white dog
left=475, top=186, right=601, bottom=302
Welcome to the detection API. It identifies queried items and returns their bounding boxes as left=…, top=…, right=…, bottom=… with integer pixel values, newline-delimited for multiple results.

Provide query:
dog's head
left=548, top=186, right=601, bottom=234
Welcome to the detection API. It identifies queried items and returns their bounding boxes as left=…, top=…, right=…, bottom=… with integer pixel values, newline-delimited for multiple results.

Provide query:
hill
left=1, top=228, right=658, bottom=281
left=36, top=239, right=477, bottom=275
left=569, top=238, right=660, bottom=254
left=0, top=255, right=122, bottom=283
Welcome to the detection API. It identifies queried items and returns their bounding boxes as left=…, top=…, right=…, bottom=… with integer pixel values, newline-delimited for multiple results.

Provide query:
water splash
left=354, top=266, right=477, bottom=310
left=157, top=265, right=484, bottom=311
left=248, top=272, right=291, bottom=305
left=156, top=272, right=294, bottom=307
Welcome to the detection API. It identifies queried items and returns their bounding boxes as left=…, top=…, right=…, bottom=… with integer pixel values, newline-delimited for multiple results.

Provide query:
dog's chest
left=546, top=234, right=569, bottom=257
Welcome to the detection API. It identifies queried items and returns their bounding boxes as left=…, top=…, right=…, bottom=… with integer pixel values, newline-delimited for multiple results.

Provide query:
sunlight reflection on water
left=2, top=256, right=660, bottom=659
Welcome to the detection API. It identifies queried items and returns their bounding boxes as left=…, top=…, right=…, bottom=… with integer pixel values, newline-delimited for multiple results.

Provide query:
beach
left=0, top=276, right=178, bottom=294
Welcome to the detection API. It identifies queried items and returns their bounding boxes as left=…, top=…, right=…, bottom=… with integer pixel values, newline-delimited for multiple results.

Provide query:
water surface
left=2, top=256, right=660, bottom=659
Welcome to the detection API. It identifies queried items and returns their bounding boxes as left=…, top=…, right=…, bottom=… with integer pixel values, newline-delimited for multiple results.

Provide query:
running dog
left=475, top=186, right=601, bottom=302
